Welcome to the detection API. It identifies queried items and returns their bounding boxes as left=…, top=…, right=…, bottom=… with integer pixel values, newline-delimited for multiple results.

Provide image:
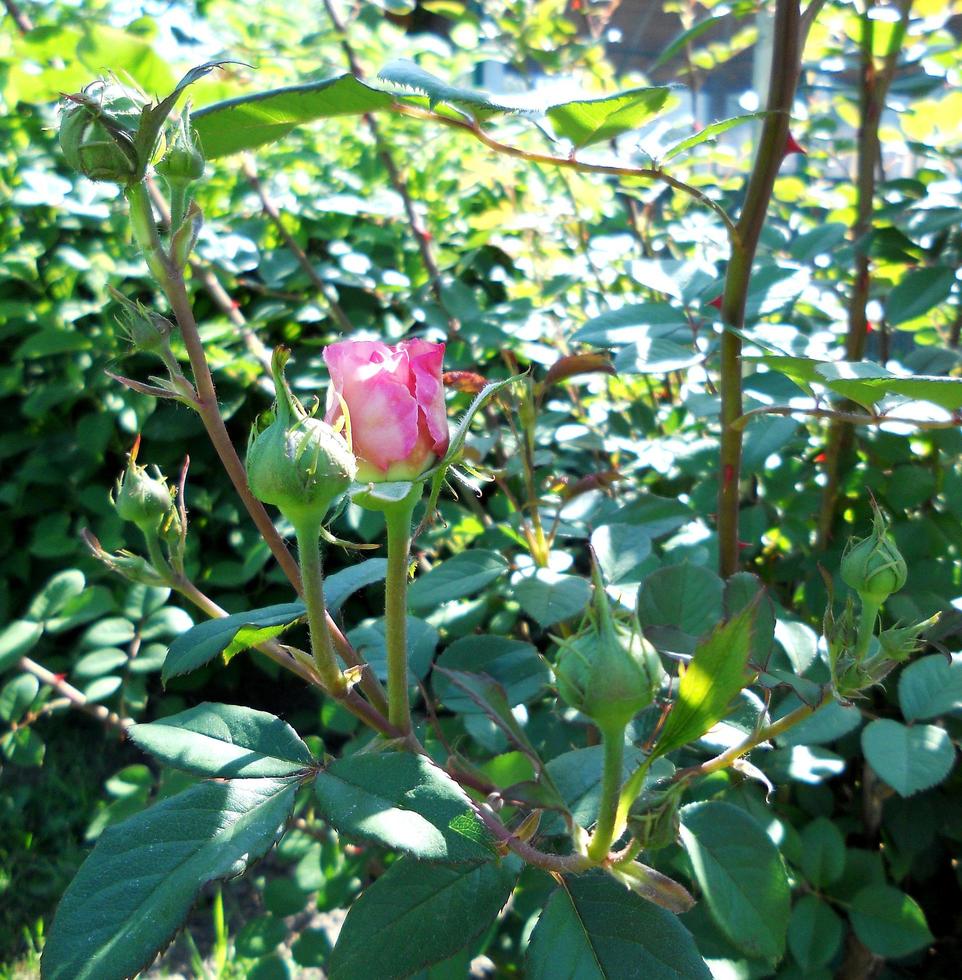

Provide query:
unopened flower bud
left=59, top=80, right=145, bottom=184
left=841, top=503, right=907, bottom=606
left=111, top=288, right=173, bottom=356
left=554, top=585, right=664, bottom=731
left=156, top=115, right=205, bottom=185
left=112, top=443, right=174, bottom=532
left=247, top=348, right=357, bottom=530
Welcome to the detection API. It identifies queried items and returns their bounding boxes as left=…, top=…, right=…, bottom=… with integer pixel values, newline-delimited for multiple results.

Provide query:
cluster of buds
left=827, top=502, right=936, bottom=698
left=553, top=569, right=665, bottom=733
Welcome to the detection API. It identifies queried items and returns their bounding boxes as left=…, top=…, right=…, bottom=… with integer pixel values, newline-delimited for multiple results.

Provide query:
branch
left=240, top=156, right=355, bottom=334
left=674, top=688, right=834, bottom=781
left=716, top=0, right=801, bottom=578
left=732, top=403, right=961, bottom=431
left=19, top=657, right=132, bottom=731
left=391, top=103, right=738, bottom=238
left=321, top=0, right=455, bottom=329
left=2, top=0, right=32, bottom=33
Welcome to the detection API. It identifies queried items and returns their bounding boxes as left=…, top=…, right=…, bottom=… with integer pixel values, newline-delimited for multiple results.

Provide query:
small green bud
left=627, top=785, right=684, bottom=852
left=840, top=503, right=907, bottom=605
left=112, top=441, right=174, bottom=531
left=59, top=80, right=145, bottom=184
left=246, top=348, right=357, bottom=529
left=554, top=585, right=664, bottom=731
left=156, top=114, right=205, bottom=185
left=110, top=288, right=173, bottom=356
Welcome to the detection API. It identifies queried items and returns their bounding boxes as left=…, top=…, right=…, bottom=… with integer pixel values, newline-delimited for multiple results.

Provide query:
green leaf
left=313, top=752, right=494, bottom=862
left=570, top=303, right=689, bottom=346
left=787, top=895, right=843, bottom=972
left=328, top=857, right=519, bottom=979
left=0, top=619, right=44, bottom=672
left=2, top=726, right=45, bottom=766
left=544, top=743, right=653, bottom=833
left=861, top=718, right=955, bottom=796
left=0, top=674, right=39, bottom=724
left=849, top=885, right=933, bottom=958
left=433, top=668, right=540, bottom=764
left=885, top=266, right=955, bottom=325
left=637, top=563, right=724, bottom=653
left=898, top=654, right=962, bottom=721
left=614, top=336, right=702, bottom=375
left=725, top=573, right=774, bottom=665
left=408, top=550, right=508, bottom=610
left=235, top=914, right=287, bottom=958
left=377, top=59, right=518, bottom=116
left=546, top=87, right=673, bottom=149
left=591, top=524, right=652, bottom=584
left=162, top=602, right=305, bottom=682
left=798, top=817, right=846, bottom=888
left=514, top=570, right=591, bottom=628
left=662, top=113, right=766, bottom=162
left=192, top=75, right=396, bottom=157
left=434, top=635, right=549, bottom=710
left=73, top=648, right=129, bottom=679
left=651, top=602, right=756, bottom=757
left=679, top=801, right=791, bottom=961
left=27, top=569, right=86, bottom=621
left=130, top=703, right=314, bottom=778
left=348, top=615, right=438, bottom=683
left=325, top=558, right=390, bottom=612
left=775, top=698, right=862, bottom=747
left=526, top=872, right=711, bottom=980
left=42, top=778, right=297, bottom=980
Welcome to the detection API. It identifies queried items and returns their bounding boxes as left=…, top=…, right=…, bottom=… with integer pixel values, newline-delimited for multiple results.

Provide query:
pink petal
left=403, top=340, right=449, bottom=454
left=343, top=371, right=419, bottom=472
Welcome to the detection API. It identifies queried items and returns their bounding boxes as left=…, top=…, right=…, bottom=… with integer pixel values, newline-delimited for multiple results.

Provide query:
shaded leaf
left=527, top=872, right=711, bottom=979
left=680, top=801, right=791, bottom=961
left=313, top=752, right=494, bottom=861
left=42, top=779, right=297, bottom=980
left=329, top=857, right=519, bottom=979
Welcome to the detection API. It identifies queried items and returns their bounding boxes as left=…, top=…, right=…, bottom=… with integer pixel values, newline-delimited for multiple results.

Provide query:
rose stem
left=383, top=497, right=418, bottom=734
left=294, top=520, right=347, bottom=696
left=586, top=722, right=627, bottom=863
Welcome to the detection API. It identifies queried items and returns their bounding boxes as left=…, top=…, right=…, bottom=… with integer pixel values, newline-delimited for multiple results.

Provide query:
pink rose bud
left=324, top=339, right=449, bottom=482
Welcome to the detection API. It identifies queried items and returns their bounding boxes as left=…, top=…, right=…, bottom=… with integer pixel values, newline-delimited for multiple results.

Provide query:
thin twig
left=1, top=0, right=32, bottom=33
left=733, top=404, right=961, bottom=432
left=240, top=156, right=355, bottom=334
left=145, top=177, right=273, bottom=376
left=19, top=657, right=132, bottom=730
left=320, top=0, right=455, bottom=329
left=392, top=103, right=739, bottom=239
left=673, top=688, right=834, bottom=781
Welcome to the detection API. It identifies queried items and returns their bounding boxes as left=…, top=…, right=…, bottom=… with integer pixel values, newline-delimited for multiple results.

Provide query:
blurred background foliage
left=2, top=0, right=962, bottom=976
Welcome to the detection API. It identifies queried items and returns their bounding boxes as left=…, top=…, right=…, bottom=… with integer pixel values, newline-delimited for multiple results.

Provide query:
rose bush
left=323, top=339, right=448, bottom=482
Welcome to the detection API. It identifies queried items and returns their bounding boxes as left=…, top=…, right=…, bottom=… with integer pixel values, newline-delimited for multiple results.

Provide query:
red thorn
left=737, top=540, right=752, bottom=550
left=230, top=300, right=241, bottom=310
left=784, top=132, right=806, bottom=156
left=708, top=295, right=723, bottom=310
left=53, top=673, right=68, bottom=683
left=866, top=322, right=875, bottom=334
left=814, top=452, right=826, bottom=463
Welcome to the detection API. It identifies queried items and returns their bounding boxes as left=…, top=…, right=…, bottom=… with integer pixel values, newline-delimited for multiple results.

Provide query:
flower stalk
left=383, top=494, right=419, bottom=734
